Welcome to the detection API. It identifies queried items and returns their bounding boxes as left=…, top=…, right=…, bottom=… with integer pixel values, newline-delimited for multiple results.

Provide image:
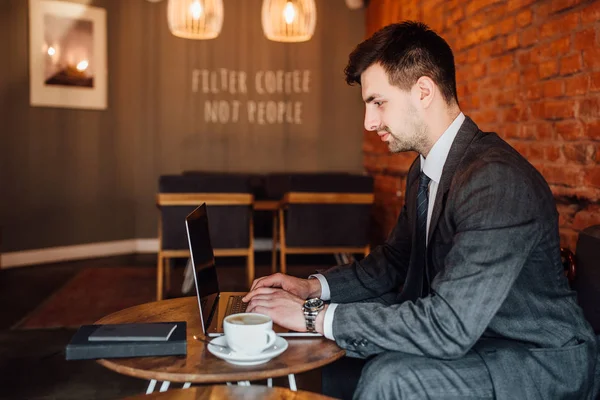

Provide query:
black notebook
left=88, top=322, right=177, bottom=342
left=66, top=321, right=187, bottom=361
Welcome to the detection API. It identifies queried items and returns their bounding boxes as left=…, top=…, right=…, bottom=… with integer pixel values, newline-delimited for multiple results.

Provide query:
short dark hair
left=344, top=21, right=458, bottom=105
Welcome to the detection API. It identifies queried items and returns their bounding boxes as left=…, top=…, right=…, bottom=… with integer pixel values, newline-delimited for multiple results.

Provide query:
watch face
left=305, top=298, right=324, bottom=311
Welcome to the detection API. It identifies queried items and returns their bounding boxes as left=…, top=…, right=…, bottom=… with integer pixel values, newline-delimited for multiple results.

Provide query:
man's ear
left=414, top=76, right=435, bottom=109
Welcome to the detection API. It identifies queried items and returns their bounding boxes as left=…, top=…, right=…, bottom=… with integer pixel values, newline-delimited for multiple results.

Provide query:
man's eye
left=374, top=101, right=383, bottom=107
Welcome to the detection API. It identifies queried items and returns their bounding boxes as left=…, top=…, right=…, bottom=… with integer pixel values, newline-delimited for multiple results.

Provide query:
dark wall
left=0, top=0, right=365, bottom=252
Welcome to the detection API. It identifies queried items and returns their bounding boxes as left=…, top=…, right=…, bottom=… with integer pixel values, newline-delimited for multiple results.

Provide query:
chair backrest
left=281, top=174, right=374, bottom=248
left=574, top=225, right=600, bottom=334
left=158, top=174, right=253, bottom=250
left=182, top=171, right=272, bottom=238
left=265, top=172, right=369, bottom=198
left=181, top=171, right=267, bottom=200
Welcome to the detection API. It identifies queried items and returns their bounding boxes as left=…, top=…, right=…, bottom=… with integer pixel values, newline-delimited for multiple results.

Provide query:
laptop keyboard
left=226, top=295, right=248, bottom=315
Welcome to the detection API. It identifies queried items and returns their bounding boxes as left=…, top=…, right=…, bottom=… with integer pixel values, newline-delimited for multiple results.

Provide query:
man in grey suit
left=243, top=21, right=598, bottom=399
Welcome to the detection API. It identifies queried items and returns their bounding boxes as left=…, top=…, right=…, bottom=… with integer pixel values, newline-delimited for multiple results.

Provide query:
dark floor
left=0, top=253, right=337, bottom=400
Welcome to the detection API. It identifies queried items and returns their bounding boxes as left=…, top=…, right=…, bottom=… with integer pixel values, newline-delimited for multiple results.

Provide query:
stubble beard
left=386, top=117, right=430, bottom=155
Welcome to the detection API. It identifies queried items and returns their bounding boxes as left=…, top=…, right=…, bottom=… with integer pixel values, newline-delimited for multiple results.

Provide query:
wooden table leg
left=156, top=256, right=164, bottom=301
left=278, top=209, right=287, bottom=275
left=271, top=211, right=278, bottom=274
left=247, top=250, right=255, bottom=290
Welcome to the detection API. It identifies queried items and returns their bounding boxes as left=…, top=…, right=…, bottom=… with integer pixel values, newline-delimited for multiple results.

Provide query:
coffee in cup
left=223, top=313, right=277, bottom=356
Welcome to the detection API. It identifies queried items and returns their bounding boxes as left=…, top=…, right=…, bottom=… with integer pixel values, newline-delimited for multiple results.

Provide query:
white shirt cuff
left=308, top=274, right=331, bottom=301
left=323, top=303, right=338, bottom=340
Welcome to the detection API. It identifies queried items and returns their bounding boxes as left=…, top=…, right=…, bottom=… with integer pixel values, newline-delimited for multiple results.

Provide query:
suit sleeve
left=330, top=161, right=547, bottom=359
left=319, top=201, right=413, bottom=304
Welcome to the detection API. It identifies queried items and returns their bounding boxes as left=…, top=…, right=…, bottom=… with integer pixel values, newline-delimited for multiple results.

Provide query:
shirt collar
left=420, top=112, right=465, bottom=184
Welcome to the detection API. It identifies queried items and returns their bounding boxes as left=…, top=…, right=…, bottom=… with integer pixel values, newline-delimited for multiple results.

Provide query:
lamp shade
left=261, top=0, right=317, bottom=43
left=167, top=0, right=224, bottom=40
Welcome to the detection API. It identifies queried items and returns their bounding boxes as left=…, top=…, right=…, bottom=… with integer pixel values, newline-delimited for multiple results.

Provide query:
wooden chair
left=156, top=175, right=255, bottom=300
left=273, top=174, right=374, bottom=274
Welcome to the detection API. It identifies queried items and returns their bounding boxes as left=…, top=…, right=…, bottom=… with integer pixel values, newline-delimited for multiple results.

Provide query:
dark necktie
left=416, top=171, right=431, bottom=296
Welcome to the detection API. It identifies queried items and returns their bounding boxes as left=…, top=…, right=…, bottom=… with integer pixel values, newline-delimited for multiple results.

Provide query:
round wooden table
left=122, top=385, right=336, bottom=399
left=95, top=297, right=345, bottom=393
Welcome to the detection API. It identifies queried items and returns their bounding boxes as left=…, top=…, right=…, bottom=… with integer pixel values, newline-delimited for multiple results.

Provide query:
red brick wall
left=364, top=0, right=600, bottom=250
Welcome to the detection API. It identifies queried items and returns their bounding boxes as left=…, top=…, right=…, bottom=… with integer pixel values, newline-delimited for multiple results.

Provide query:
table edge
left=96, top=349, right=346, bottom=383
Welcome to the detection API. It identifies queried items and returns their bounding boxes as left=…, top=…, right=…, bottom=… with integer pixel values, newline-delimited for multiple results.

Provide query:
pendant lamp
left=261, top=0, right=317, bottom=43
left=167, top=0, right=224, bottom=40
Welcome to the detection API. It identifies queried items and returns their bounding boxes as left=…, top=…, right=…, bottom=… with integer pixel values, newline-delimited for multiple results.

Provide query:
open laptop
left=185, top=203, right=321, bottom=337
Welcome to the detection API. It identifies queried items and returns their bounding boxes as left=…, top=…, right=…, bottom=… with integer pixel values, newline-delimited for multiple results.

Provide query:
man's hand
left=242, top=273, right=321, bottom=302
left=245, top=288, right=307, bottom=332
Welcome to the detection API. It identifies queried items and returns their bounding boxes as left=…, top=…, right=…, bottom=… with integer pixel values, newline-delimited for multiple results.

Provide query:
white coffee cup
left=223, top=313, right=277, bottom=356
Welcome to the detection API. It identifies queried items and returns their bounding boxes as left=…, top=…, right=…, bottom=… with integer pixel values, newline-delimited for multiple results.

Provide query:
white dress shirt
left=310, top=112, right=465, bottom=340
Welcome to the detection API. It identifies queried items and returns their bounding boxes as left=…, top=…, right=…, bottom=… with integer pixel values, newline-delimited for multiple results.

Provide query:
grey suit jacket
left=321, top=117, right=598, bottom=399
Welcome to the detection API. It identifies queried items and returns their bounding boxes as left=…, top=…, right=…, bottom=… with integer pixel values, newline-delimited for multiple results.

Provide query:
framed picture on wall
left=29, top=0, right=107, bottom=110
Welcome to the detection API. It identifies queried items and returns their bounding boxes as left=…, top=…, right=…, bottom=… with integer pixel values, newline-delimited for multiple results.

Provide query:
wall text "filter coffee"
left=191, top=68, right=311, bottom=125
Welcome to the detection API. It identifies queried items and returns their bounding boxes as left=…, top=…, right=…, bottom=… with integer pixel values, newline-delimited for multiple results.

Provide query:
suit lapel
left=427, top=116, right=480, bottom=243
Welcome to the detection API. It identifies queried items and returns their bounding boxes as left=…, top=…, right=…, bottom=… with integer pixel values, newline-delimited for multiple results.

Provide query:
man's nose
left=364, top=110, right=380, bottom=132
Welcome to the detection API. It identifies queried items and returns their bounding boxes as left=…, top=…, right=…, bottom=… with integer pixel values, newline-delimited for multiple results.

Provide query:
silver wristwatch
left=303, top=298, right=325, bottom=332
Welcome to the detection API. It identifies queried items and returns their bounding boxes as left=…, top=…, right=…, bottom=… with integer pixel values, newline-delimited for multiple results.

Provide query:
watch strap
left=305, top=311, right=318, bottom=332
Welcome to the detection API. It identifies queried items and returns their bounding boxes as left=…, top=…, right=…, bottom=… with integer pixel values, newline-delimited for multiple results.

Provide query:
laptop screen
left=185, top=204, right=220, bottom=334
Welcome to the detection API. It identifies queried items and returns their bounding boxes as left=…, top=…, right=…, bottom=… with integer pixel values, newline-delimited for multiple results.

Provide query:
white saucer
left=207, top=335, right=288, bottom=366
